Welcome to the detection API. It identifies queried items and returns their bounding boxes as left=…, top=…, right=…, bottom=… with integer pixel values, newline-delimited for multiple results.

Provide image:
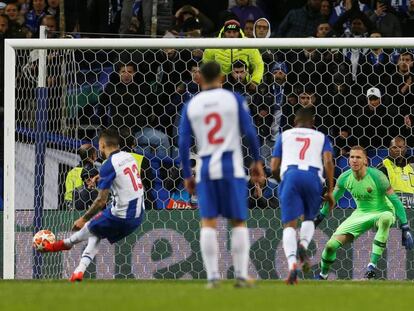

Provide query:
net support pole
left=3, top=42, right=16, bottom=279
left=32, top=26, right=48, bottom=279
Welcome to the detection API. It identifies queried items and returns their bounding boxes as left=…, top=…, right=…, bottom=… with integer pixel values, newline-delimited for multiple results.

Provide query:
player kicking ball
left=40, top=129, right=146, bottom=282
left=271, top=108, right=335, bottom=285
left=315, top=146, right=414, bottom=280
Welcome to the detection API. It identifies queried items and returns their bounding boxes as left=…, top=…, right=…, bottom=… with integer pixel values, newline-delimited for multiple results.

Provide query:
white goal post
left=4, top=37, right=414, bottom=280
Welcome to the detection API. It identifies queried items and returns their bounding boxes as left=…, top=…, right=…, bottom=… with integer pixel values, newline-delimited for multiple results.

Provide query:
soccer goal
left=3, top=37, right=414, bottom=280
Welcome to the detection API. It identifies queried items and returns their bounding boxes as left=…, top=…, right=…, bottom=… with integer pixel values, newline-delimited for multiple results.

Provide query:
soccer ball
left=33, top=229, right=56, bottom=251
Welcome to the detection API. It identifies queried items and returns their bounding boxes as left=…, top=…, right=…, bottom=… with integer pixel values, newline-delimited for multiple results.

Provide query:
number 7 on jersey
left=296, top=137, right=311, bottom=160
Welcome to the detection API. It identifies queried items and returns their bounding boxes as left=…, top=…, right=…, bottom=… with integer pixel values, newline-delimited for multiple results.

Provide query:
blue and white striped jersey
left=98, top=150, right=144, bottom=219
left=179, top=88, right=260, bottom=181
left=272, top=128, right=333, bottom=182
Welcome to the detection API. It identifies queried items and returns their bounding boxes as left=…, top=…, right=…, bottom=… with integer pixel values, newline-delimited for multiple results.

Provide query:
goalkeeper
left=315, top=146, right=413, bottom=279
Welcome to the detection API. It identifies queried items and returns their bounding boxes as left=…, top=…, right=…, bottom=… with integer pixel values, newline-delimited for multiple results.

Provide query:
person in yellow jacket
left=202, top=19, right=264, bottom=93
left=378, top=136, right=414, bottom=208
left=64, top=144, right=97, bottom=208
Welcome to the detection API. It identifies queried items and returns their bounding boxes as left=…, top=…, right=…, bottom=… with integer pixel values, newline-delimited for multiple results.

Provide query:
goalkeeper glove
left=401, top=224, right=414, bottom=250
left=313, top=214, right=325, bottom=227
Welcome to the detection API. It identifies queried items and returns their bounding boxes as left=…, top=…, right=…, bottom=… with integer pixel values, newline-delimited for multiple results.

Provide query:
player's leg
left=319, top=211, right=374, bottom=279
left=366, top=211, right=395, bottom=279
left=221, top=178, right=252, bottom=287
left=299, top=173, right=323, bottom=273
left=229, top=219, right=251, bottom=287
left=284, top=219, right=300, bottom=284
left=319, top=234, right=352, bottom=279
left=70, top=235, right=101, bottom=282
left=43, top=222, right=95, bottom=252
left=197, top=180, right=220, bottom=287
left=200, top=218, right=220, bottom=286
left=298, top=220, right=314, bottom=273
left=278, top=171, right=304, bottom=284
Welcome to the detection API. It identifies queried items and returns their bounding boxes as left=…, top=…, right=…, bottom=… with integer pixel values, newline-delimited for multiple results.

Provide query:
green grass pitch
left=0, top=280, right=413, bottom=311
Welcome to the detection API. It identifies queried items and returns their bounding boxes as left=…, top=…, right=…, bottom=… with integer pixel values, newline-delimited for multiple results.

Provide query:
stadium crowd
left=0, top=0, right=414, bottom=210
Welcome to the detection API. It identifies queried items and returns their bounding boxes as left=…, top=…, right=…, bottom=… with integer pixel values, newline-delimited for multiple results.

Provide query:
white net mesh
left=3, top=41, right=414, bottom=279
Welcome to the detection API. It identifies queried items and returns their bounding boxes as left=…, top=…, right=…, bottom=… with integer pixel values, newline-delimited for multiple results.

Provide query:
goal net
left=2, top=38, right=414, bottom=280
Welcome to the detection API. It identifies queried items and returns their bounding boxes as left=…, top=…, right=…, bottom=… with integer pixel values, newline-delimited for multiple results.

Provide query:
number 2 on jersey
left=205, top=112, right=224, bottom=144
left=296, top=137, right=311, bottom=160
left=123, top=164, right=143, bottom=191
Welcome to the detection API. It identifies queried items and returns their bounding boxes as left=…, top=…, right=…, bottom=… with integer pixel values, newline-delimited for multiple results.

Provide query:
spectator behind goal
left=64, top=144, right=97, bottom=209
left=73, top=164, right=99, bottom=211
left=202, top=19, right=264, bottom=92
left=377, top=136, right=414, bottom=209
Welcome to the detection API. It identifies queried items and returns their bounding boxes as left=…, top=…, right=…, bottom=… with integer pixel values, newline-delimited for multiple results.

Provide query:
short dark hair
left=200, top=61, right=221, bottom=83
left=232, top=60, right=247, bottom=69
left=187, top=59, right=200, bottom=71
left=78, top=144, right=96, bottom=162
left=390, top=136, right=406, bottom=147
left=295, top=107, right=314, bottom=123
left=116, top=62, right=137, bottom=73
left=41, top=15, right=56, bottom=25
left=400, top=52, right=413, bottom=61
left=99, top=128, right=120, bottom=147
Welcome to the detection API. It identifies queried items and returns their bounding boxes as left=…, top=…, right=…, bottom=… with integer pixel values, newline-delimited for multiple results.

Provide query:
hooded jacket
left=202, top=26, right=264, bottom=85
left=253, top=18, right=271, bottom=38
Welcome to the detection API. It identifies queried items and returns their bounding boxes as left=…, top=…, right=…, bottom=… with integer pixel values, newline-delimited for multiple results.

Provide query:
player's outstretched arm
left=375, top=168, right=414, bottom=250
left=315, top=173, right=347, bottom=227
left=385, top=187, right=413, bottom=250
left=314, top=188, right=342, bottom=227
left=374, top=168, right=409, bottom=225
left=72, top=189, right=109, bottom=230
left=320, top=184, right=345, bottom=216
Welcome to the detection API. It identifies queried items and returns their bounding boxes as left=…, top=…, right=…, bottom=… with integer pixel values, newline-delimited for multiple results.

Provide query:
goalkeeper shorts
left=333, top=210, right=395, bottom=239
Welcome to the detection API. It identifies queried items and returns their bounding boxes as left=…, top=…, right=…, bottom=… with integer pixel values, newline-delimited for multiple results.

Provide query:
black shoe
left=364, top=264, right=377, bottom=279
left=286, top=264, right=298, bottom=285
left=297, top=244, right=311, bottom=273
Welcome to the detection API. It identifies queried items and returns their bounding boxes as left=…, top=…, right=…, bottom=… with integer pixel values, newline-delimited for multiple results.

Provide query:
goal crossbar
left=4, top=37, right=414, bottom=279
